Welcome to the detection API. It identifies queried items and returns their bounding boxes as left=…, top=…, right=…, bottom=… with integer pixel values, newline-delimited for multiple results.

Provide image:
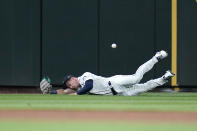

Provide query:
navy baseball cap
left=62, top=75, right=74, bottom=89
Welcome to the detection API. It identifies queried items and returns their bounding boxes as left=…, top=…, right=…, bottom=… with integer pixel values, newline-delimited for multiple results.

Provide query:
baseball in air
left=111, top=43, right=117, bottom=48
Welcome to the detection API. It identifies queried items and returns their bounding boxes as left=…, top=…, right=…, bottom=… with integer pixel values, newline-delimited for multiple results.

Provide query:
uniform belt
left=108, top=81, right=118, bottom=95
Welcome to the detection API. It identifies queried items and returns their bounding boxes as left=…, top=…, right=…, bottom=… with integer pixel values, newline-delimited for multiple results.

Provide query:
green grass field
left=0, top=92, right=197, bottom=131
left=0, top=92, right=197, bottom=111
left=1, top=121, right=197, bottom=131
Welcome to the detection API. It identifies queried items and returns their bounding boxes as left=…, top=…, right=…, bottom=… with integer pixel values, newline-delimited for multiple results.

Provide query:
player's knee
left=133, top=74, right=143, bottom=83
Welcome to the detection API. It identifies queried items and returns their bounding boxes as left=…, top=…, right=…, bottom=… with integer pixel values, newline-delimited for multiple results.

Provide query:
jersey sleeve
left=77, top=79, right=93, bottom=95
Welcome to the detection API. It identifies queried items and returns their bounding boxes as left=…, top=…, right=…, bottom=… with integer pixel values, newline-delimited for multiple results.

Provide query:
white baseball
left=111, top=43, right=117, bottom=48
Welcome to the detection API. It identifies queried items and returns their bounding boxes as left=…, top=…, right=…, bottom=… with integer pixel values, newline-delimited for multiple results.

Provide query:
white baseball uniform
left=78, top=56, right=167, bottom=96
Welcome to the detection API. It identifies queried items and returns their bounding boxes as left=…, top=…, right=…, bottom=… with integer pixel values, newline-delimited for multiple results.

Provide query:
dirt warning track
left=0, top=110, right=197, bottom=123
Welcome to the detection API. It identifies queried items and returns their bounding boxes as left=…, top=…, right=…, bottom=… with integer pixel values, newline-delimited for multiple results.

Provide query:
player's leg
left=110, top=50, right=168, bottom=86
left=133, top=50, right=168, bottom=83
left=122, top=70, right=175, bottom=96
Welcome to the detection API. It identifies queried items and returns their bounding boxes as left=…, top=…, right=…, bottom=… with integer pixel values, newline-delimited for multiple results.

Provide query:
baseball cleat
left=163, top=70, right=175, bottom=80
left=155, top=50, right=168, bottom=61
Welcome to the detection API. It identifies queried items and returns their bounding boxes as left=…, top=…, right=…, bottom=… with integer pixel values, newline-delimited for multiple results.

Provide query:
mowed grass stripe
left=1, top=92, right=197, bottom=98
left=0, top=92, right=196, bottom=99
left=0, top=93, right=197, bottom=111
left=1, top=121, right=197, bottom=131
left=0, top=100, right=197, bottom=105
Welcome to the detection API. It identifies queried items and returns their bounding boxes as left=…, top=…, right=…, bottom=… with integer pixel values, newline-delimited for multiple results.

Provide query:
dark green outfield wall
left=0, top=0, right=40, bottom=86
left=177, top=0, right=197, bottom=86
left=0, top=0, right=195, bottom=86
left=42, top=0, right=98, bottom=85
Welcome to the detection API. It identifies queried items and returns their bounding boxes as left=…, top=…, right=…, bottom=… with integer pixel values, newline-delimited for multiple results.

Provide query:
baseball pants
left=120, top=77, right=167, bottom=96
left=108, top=56, right=168, bottom=96
left=110, top=56, right=159, bottom=86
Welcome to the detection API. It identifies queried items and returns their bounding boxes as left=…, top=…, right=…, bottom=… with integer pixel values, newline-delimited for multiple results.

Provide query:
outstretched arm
left=40, top=77, right=77, bottom=95
left=55, top=88, right=76, bottom=94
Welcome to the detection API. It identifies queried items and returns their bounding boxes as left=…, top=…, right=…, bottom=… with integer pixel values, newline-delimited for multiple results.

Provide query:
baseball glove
left=40, top=76, right=52, bottom=94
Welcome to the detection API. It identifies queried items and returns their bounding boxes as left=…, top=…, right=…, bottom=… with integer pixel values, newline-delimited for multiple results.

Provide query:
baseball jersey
left=77, top=72, right=113, bottom=95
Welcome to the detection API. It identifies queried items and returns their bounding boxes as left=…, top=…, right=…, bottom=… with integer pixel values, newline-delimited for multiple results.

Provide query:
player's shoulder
left=81, top=72, right=94, bottom=77
left=79, top=72, right=94, bottom=81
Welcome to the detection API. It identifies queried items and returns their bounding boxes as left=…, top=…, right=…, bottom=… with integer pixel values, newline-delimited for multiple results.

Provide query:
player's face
left=66, top=77, right=79, bottom=89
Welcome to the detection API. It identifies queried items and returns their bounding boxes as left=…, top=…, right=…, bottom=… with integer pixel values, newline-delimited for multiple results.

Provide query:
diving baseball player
left=40, top=50, right=175, bottom=96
